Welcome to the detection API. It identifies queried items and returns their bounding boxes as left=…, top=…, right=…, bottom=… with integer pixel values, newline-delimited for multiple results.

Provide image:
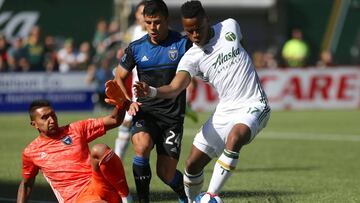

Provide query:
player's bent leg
left=184, top=145, right=212, bottom=202
left=225, top=123, right=251, bottom=151
left=75, top=186, right=116, bottom=203
left=156, top=154, right=179, bottom=182
left=156, top=154, right=187, bottom=202
left=185, top=145, right=212, bottom=174
left=77, top=181, right=120, bottom=203
left=90, top=144, right=132, bottom=202
left=207, top=124, right=251, bottom=195
left=131, top=132, right=154, bottom=203
left=132, top=131, right=154, bottom=157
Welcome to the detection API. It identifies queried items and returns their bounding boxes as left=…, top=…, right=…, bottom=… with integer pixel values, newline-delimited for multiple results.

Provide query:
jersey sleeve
left=177, top=50, right=199, bottom=78
left=22, top=151, right=39, bottom=179
left=226, top=18, right=243, bottom=41
left=119, top=45, right=136, bottom=72
left=73, top=119, right=106, bottom=143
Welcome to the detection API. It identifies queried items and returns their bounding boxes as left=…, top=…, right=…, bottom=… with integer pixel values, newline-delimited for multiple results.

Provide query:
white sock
left=207, top=149, right=239, bottom=194
left=184, top=170, right=204, bottom=202
left=115, top=125, right=130, bottom=159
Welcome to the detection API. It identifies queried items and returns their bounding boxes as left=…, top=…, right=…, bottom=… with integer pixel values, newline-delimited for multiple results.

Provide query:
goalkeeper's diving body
left=133, top=1, right=271, bottom=202
left=17, top=81, right=133, bottom=203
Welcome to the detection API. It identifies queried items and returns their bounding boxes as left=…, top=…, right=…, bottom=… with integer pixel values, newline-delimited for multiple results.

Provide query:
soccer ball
left=194, top=192, right=223, bottom=203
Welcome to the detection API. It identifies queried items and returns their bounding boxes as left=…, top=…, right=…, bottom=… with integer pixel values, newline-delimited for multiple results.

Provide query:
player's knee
left=133, top=143, right=153, bottom=156
left=228, top=124, right=251, bottom=148
left=91, top=144, right=109, bottom=160
left=132, top=132, right=153, bottom=156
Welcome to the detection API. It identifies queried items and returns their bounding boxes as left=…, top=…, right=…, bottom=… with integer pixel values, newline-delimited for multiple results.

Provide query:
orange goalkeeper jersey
left=22, top=118, right=106, bottom=203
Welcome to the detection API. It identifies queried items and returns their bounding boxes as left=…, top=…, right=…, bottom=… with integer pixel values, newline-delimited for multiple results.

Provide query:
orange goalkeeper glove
left=104, top=80, right=128, bottom=109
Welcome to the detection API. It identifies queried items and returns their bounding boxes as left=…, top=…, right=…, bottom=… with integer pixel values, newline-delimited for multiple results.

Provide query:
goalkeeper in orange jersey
left=17, top=80, right=133, bottom=203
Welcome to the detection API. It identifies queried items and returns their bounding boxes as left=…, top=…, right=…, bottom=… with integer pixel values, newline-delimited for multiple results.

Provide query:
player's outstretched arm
left=17, top=177, right=35, bottom=203
left=134, top=71, right=192, bottom=99
left=102, top=80, right=131, bottom=131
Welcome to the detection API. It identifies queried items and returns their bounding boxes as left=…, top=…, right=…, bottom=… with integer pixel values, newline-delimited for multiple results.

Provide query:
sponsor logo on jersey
left=141, top=55, right=149, bottom=62
left=61, top=135, right=73, bottom=145
left=225, top=32, right=236, bottom=41
left=168, top=49, right=178, bottom=61
left=211, top=47, right=240, bottom=70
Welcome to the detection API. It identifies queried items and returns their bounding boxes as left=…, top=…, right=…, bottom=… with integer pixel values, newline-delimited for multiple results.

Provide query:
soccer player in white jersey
left=133, top=1, right=271, bottom=202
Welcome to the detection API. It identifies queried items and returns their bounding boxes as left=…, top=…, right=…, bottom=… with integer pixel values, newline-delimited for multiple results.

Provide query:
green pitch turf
left=0, top=110, right=359, bottom=202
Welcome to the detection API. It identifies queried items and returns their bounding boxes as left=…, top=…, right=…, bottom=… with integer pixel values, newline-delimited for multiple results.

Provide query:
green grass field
left=1, top=110, right=359, bottom=203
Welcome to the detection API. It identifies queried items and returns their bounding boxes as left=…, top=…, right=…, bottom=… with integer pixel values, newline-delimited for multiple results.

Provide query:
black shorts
left=131, top=112, right=184, bottom=159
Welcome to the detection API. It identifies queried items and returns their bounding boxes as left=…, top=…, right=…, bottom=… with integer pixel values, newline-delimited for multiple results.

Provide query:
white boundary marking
left=183, top=129, right=360, bottom=142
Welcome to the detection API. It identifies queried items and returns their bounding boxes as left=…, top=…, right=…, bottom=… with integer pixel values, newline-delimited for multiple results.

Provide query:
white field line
left=183, top=129, right=360, bottom=142
left=0, top=197, right=56, bottom=203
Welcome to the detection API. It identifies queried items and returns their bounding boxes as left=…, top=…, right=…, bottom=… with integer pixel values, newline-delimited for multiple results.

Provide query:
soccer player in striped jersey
left=17, top=81, right=132, bottom=203
left=133, top=1, right=271, bottom=202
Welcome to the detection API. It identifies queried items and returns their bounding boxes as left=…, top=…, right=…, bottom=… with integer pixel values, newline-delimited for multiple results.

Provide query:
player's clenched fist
left=104, top=80, right=127, bottom=108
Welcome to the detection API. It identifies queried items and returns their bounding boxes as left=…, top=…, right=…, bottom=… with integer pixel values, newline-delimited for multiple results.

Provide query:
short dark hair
left=28, top=99, right=52, bottom=120
left=181, top=1, right=206, bottom=19
left=143, top=0, right=168, bottom=18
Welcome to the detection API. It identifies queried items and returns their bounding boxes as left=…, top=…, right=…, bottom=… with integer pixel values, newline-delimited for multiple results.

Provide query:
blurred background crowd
left=1, top=0, right=360, bottom=111
left=0, top=0, right=359, bottom=74
left=0, top=19, right=353, bottom=74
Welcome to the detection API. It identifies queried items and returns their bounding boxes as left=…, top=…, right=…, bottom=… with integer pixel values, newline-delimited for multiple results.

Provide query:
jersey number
left=247, top=107, right=260, bottom=114
left=165, top=130, right=180, bottom=147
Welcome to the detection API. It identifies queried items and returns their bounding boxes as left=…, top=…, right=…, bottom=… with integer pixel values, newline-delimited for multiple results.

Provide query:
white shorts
left=193, top=102, right=271, bottom=158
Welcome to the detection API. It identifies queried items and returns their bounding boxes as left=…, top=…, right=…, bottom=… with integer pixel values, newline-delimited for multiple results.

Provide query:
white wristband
left=148, top=86, right=157, bottom=98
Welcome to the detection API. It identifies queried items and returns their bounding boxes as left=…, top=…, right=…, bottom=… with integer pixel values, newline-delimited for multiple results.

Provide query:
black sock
left=133, top=156, right=151, bottom=202
left=167, top=170, right=187, bottom=200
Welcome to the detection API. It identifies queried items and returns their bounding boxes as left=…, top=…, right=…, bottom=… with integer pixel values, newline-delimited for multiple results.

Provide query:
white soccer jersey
left=178, top=18, right=267, bottom=109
